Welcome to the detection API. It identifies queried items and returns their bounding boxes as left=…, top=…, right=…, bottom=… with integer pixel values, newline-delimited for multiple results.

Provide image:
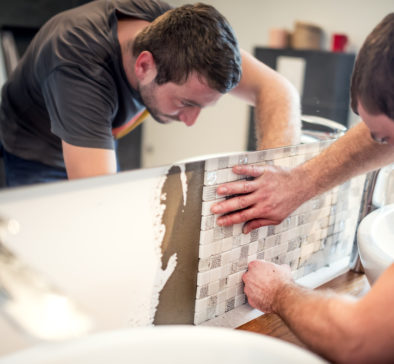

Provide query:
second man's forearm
left=291, top=122, right=394, bottom=202
left=275, top=283, right=359, bottom=363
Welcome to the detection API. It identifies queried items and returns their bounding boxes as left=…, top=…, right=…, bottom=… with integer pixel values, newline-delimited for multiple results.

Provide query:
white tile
left=247, top=253, right=257, bottom=263
left=228, top=153, right=249, bottom=167
left=258, top=226, right=268, bottom=239
left=216, top=300, right=226, bottom=316
left=221, top=250, right=232, bottom=266
left=198, top=244, right=212, bottom=259
left=227, top=272, right=240, bottom=287
left=235, top=282, right=244, bottom=296
left=202, top=185, right=220, bottom=201
left=196, top=284, right=208, bottom=299
left=200, top=215, right=215, bottom=231
left=218, top=156, right=229, bottom=169
left=198, top=258, right=210, bottom=271
left=205, top=171, right=218, bottom=185
left=208, top=280, right=220, bottom=296
left=205, top=158, right=219, bottom=171
left=232, top=235, right=242, bottom=248
left=199, top=229, right=214, bottom=245
left=241, top=233, right=251, bottom=245
left=220, top=264, right=231, bottom=279
left=221, top=236, right=233, bottom=252
left=197, top=270, right=211, bottom=286
left=195, top=296, right=209, bottom=312
left=249, top=241, right=258, bottom=255
left=210, top=267, right=222, bottom=282
left=225, top=285, right=237, bottom=300
left=235, top=294, right=246, bottom=308
left=233, top=223, right=243, bottom=236
left=194, top=310, right=208, bottom=325
left=217, top=289, right=227, bottom=303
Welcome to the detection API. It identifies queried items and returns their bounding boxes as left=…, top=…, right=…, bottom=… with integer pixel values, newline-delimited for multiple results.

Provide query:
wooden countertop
left=236, top=270, right=370, bottom=349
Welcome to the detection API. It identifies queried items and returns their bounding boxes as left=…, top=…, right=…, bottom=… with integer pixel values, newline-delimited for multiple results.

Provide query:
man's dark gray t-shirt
left=0, top=0, right=171, bottom=168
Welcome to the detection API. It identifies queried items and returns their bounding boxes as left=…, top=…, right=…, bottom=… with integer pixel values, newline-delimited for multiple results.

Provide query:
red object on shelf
left=332, top=33, right=348, bottom=52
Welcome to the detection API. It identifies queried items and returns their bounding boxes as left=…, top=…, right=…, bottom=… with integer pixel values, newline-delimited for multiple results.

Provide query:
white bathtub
left=0, top=326, right=326, bottom=364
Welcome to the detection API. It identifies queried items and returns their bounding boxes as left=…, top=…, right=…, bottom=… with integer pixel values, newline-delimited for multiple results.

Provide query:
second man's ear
left=134, top=51, right=157, bottom=83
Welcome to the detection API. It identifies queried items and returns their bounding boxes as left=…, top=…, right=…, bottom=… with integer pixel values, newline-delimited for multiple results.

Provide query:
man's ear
left=134, top=51, right=157, bottom=83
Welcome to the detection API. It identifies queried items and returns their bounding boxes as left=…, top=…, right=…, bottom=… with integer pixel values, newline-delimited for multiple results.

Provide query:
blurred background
left=0, top=0, right=393, bottom=170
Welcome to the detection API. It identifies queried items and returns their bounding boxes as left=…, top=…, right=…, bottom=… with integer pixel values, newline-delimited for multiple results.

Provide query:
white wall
left=142, top=0, right=394, bottom=168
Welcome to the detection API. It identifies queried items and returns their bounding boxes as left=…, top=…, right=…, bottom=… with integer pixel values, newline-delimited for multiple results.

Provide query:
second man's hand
left=210, top=164, right=308, bottom=234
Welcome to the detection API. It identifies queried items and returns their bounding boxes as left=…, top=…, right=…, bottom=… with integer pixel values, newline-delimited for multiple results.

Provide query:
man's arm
left=212, top=122, right=394, bottom=233
left=243, top=261, right=394, bottom=363
left=230, top=49, right=301, bottom=149
left=62, top=140, right=117, bottom=180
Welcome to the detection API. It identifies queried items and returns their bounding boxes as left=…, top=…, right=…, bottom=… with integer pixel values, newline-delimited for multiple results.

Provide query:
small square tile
left=235, top=294, right=246, bottom=308
left=218, top=156, right=229, bottom=169
left=241, top=233, right=251, bottom=245
left=233, top=223, right=243, bottom=236
left=202, top=185, right=219, bottom=201
left=209, top=254, right=222, bottom=269
left=232, top=235, right=242, bottom=248
left=247, top=253, right=257, bottom=263
left=249, top=241, right=258, bottom=255
left=208, top=280, right=220, bottom=296
left=197, top=284, right=209, bottom=299
left=199, top=229, right=214, bottom=245
left=221, top=237, right=233, bottom=252
left=250, top=229, right=259, bottom=242
left=201, top=215, right=215, bottom=231
left=257, top=238, right=265, bottom=252
left=225, top=297, right=235, bottom=312
left=258, top=226, right=268, bottom=239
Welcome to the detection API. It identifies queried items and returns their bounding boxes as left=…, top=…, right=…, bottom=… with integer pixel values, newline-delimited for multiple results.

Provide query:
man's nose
left=179, top=107, right=201, bottom=126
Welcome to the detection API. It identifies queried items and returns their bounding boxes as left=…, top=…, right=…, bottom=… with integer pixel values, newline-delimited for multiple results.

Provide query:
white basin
left=357, top=204, right=394, bottom=285
left=0, top=326, right=326, bottom=364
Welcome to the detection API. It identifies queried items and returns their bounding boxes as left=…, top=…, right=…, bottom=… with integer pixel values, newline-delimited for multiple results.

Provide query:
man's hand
left=242, top=260, right=293, bottom=313
left=210, top=164, right=308, bottom=233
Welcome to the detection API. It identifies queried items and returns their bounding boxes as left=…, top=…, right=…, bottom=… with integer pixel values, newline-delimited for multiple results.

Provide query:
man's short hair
left=350, top=13, right=394, bottom=119
left=132, top=2, right=242, bottom=93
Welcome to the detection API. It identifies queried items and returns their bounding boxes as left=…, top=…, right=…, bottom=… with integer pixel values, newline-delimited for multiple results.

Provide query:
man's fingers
left=233, top=164, right=266, bottom=177
left=215, top=205, right=260, bottom=226
left=211, top=192, right=257, bottom=214
left=216, top=179, right=257, bottom=196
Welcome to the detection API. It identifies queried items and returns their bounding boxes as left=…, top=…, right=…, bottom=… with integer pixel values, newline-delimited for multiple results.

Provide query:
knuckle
left=238, top=210, right=249, bottom=222
left=243, top=181, right=254, bottom=193
left=218, top=216, right=228, bottom=225
left=248, top=260, right=258, bottom=268
left=238, top=196, right=248, bottom=209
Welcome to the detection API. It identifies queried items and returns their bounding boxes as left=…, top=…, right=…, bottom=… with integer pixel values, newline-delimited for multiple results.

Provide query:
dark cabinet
left=248, top=47, right=355, bottom=150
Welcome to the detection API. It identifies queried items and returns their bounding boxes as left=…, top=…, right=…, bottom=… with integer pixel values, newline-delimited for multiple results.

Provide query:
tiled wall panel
left=194, top=141, right=365, bottom=324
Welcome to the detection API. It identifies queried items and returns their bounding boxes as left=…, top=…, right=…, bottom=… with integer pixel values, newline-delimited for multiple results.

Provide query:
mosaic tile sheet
left=194, top=141, right=366, bottom=324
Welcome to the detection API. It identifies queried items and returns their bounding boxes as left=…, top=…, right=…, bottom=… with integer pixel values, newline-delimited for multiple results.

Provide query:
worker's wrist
left=291, top=163, right=318, bottom=203
left=272, top=281, right=296, bottom=314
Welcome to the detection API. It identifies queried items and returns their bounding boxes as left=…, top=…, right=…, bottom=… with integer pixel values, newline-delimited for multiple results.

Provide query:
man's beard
left=138, top=81, right=173, bottom=124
